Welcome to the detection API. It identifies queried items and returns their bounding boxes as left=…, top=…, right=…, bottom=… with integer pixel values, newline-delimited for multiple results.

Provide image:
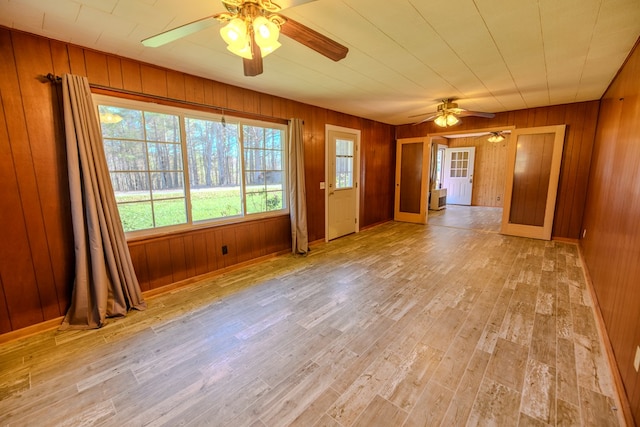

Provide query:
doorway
left=325, top=125, right=360, bottom=241
left=427, top=127, right=514, bottom=230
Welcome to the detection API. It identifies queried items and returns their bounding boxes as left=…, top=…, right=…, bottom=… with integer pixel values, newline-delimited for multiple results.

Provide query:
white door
left=326, top=127, right=359, bottom=241
left=444, top=147, right=475, bottom=205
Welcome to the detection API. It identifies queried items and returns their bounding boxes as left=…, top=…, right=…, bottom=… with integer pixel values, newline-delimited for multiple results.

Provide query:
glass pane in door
left=508, top=133, right=555, bottom=226
left=399, top=142, right=423, bottom=214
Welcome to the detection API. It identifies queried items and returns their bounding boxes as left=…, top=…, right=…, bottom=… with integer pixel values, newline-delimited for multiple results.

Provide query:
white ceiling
left=2, top=0, right=639, bottom=125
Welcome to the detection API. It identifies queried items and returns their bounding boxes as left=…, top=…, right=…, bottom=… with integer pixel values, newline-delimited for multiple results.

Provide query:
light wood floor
left=428, top=204, right=502, bottom=233
left=0, top=218, right=624, bottom=426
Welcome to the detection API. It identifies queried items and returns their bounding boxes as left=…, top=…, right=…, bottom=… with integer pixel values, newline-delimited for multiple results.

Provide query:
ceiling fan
left=141, top=0, right=348, bottom=77
left=410, top=99, right=495, bottom=127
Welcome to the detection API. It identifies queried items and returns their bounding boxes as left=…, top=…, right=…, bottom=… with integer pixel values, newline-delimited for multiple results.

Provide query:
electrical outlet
left=222, top=245, right=228, bottom=255
left=634, top=346, right=640, bottom=372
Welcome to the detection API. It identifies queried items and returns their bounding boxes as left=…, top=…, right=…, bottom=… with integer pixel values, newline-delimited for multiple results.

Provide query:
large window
left=95, top=95, right=287, bottom=235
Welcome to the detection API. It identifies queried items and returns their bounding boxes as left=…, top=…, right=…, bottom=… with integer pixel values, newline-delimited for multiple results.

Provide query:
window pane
left=150, top=172, right=184, bottom=199
left=103, top=140, right=147, bottom=171
left=148, top=143, right=183, bottom=171
left=191, top=187, right=242, bottom=222
left=185, top=117, right=242, bottom=221
left=118, top=201, right=153, bottom=232
left=243, top=125, right=285, bottom=215
left=154, top=199, right=187, bottom=227
left=109, top=172, right=150, bottom=200
left=266, top=191, right=283, bottom=211
left=336, top=139, right=354, bottom=156
left=144, top=112, right=180, bottom=142
left=246, top=191, right=266, bottom=214
left=99, top=106, right=144, bottom=140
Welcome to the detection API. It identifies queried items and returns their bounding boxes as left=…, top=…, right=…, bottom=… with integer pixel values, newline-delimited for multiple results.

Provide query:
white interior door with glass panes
left=326, top=127, right=359, bottom=241
left=443, top=147, right=475, bottom=205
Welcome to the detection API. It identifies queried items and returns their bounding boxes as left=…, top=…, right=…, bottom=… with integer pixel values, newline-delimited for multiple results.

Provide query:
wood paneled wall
left=0, top=27, right=395, bottom=334
left=447, top=135, right=508, bottom=207
left=581, top=38, right=640, bottom=424
left=397, top=101, right=600, bottom=239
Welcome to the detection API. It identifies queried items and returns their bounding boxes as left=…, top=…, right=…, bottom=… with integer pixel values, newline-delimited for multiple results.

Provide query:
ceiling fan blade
left=280, top=17, right=348, bottom=61
left=408, top=111, right=437, bottom=118
left=142, top=16, right=217, bottom=47
left=243, top=32, right=264, bottom=76
left=277, top=0, right=318, bottom=9
left=458, top=111, right=496, bottom=118
left=412, top=114, right=439, bottom=125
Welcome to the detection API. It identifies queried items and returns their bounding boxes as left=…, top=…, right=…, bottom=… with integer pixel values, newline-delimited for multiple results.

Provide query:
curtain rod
left=43, top=73, right=289, bottom=125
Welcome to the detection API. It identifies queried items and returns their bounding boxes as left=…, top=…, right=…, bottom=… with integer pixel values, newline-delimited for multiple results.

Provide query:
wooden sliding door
left=501, top=125, right=566, bottom=240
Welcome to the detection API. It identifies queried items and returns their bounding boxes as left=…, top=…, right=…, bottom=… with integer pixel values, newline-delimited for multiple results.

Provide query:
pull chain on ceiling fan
left=141, top=0, right=348, bottom=77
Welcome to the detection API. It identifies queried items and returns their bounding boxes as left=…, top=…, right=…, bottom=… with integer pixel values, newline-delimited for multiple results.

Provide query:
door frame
left=325, top=124, right=361, bottom=242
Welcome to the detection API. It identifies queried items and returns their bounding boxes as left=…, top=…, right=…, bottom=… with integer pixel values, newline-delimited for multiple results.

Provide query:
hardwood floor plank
left=403, top=381, right=454, bottom=427
left=352, top=394, right=408, bottom=427
left=485, top=338, right=528, bottom=392
left=467, top=378, right=522, bottom=426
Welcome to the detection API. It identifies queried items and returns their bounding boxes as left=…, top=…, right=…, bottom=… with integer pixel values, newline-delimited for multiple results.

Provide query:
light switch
left=320, top=182, right=325, bottom=189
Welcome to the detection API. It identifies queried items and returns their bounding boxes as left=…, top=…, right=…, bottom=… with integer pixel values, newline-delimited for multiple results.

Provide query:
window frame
left=93, top=94, right=289, bottom=239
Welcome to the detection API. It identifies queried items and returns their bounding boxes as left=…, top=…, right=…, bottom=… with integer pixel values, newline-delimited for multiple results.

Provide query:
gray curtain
left=288, top=118, right=309, bottom=254
left=60, top=74, right=146, bottom=330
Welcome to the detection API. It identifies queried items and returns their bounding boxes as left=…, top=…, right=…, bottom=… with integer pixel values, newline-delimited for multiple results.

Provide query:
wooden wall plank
left=106, top=56, right=123, bottom=89
left=67, top=45, right=86, bottom=76
left=128, top=245, right=150, bottom=292
left=140, top=65, right=168, bottom=97
left=259, top=93, right=273, bottom=117
left=191, top=233, right=209, bottom=276
left=84, top=50, right=110, bottom=86
left=205, top=230, right=219, bottom=272
left=169, top=237, right=188, bottom=282
left=226, top=85, right=244, bottom=112
left=121, top=59, right=143, bottom=93
left=243, top=89, right=260, bottom=114
left=146, top=240, right=173, bottom=288
left=184, top=75, right=205, bottom=105
left=166, top=70, right=186, bottom=101
left=49, top=40, right=71, bottom=75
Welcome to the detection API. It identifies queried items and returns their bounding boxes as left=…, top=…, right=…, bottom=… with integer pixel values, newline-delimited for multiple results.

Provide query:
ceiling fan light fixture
left=488, top=132, right=505, bottom=143
left=434, top=112, right=460, bottom=127
left=220, top=18, right=247, bottom=46
left=253, top=16, right=282, bottom=56
left=446, top=113, right=460, bottom=126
